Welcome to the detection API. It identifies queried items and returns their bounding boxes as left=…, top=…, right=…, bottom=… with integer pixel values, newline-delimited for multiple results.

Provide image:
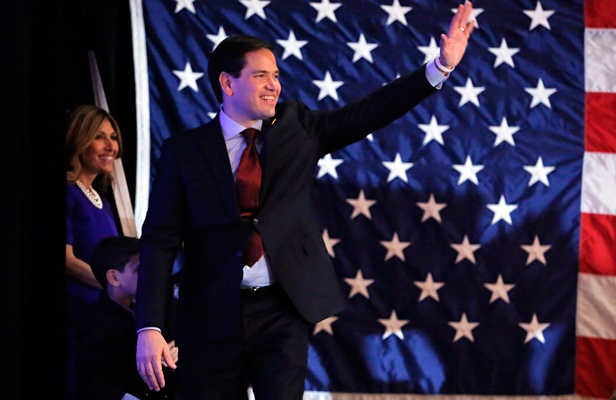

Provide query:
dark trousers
left=179, top=285, right=313, bottom=400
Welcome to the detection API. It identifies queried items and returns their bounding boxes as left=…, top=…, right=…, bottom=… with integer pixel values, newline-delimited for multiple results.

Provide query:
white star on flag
left=453, top=155, right=484, bottom=185
left=346, top=190, right=376, bottom=219
left=366, top=133, right=374, bottom=141
left=240, top=0, right=270, bottom=19
left=416, top=193, right=446, bottom=223
left=448, top=313, right=479, bottom=342
left=313, top=71, right=344, bottom=101
left=276, top=30, right=308, bottom=60
left=172, top=62, right=204, bottom=92
left=524, top=1, right=555, bottom=30
left=383, top=153, right=413, bottom=183
left=414, top=272, right=444, bottom=302
left=175, top=0, right=196, bottom=14
left=519, top=314, right=550, bottom=344
left=418, top=115, right=449, bottom=145
left=207, top=26, right=228, bottom=50
left=524, top=156, right=555, bottom=187
left=489, top=117, right=520, bottom=147
left=347, top=34, right=378, bottom=63
left=451, top=3, right=484, bottom=29
left=313, top=316, right=339, bottom=335
left=484, top=274, right=515, bottom=304
left=488, top=38, right=520, bottom=68
left=310, top=0, right=342, bottom=23
left=322, top=229, right=340, bottom=258
left=207, top=112, right=217, bottom=120
left=380, top=232, right=410, bottom=262
left=317, top=154, right=343, bottom=179
left=525, top=78, right=557, bottom=109
left=417, top=38, right=441, bottom=64
left=521, top=236, right=551, bottom=265
left=450, top=235, right=481, bottom=264
left=344, top=269, right=375, bottom=299
left=380, top=0, right=412, bottom=26
left=454, top=77, right=485, bottom=107
left=487, top=195, right=518, bottom=225
left=378, top=311, right=409, bottom=340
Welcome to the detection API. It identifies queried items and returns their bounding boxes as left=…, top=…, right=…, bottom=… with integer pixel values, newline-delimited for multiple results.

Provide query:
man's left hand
left=439, top=2, right=475, bottom=69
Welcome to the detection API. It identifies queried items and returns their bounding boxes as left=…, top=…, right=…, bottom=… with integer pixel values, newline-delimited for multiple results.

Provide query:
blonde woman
left=65, top=105, right=121, bottom=398
left=66, top=105, right=121, bottom=292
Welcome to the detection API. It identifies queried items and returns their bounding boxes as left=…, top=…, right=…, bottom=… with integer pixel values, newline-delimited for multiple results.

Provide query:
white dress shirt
left=218, top=107, right=277, bottom=288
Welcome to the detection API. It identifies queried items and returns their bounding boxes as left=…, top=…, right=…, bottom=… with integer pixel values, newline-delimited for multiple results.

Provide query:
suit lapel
left=195, top=116, right=241, bottom=219
left=259, top=117, right=276, bottom=204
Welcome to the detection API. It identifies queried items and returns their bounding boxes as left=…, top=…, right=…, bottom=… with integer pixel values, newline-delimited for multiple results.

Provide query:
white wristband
left=434, top=57, right=454, bottom=73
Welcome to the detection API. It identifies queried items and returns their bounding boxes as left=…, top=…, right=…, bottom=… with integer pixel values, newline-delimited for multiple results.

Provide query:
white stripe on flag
left=129, top=0, right=151, bottom=236
left=577, top=273, right=616, bottom=339
left=585, top=28, right=616, bottom=93
left=581, top=152, right=616, bottom=215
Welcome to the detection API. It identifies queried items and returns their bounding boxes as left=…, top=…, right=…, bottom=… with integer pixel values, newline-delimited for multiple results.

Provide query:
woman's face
left=81, top=119, right=119, bottom=177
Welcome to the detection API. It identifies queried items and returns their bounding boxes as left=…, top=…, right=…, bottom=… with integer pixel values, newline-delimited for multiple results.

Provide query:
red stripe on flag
left=585, top=0, right=616, bottom=28
left=585, top=93, right=616, bottom=153
left=575, top=336, right=616, bottom=398
left=579, top=213, right=616, bottom=276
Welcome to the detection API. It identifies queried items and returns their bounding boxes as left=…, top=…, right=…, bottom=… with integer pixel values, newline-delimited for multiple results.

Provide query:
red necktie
left=236, top=128, right=264, bottom=267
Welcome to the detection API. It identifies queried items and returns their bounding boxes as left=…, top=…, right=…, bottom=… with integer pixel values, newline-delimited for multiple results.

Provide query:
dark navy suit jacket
left=136, top=64, right=437, bottom=347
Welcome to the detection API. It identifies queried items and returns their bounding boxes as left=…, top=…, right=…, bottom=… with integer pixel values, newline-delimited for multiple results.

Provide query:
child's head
left=90, top=236, right=140, bottom=305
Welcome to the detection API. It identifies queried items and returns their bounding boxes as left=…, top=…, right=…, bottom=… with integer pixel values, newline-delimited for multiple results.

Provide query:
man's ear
left=219, top=72, right=233, bottom=97
left=106, top=269, right=121, bottom=288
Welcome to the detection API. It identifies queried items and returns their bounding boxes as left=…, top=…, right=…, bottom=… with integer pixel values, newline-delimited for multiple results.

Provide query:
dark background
left=2, top=0, right=135, bottom=397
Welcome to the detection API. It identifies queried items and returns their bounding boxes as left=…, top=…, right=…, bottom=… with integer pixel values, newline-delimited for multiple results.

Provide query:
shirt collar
left=219, top=106, right=263, bottom=141
left=105, top=292, right=135, bottom=316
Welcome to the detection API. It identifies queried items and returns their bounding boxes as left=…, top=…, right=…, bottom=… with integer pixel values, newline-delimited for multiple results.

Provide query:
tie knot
left=241, top=128, right=258, bottom=145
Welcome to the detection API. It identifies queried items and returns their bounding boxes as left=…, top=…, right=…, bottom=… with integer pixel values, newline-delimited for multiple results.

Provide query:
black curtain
left=2, top=0, right=135, bottom=397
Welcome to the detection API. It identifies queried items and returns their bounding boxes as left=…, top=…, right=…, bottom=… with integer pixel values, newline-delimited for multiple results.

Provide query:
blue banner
left=139, top=0, right=583, bottom=394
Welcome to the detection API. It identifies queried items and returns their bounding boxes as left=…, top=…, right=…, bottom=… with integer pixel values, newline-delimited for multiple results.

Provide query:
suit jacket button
left=253, top=218, right=259, bottom=225
left=237, top=251, right=242, bottom=257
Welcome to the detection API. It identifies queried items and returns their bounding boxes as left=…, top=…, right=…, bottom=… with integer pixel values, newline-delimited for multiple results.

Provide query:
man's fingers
left=449, top=4, right=463, bottom=33
left=146, top=359, right=163, bottom=391
left=161, top=341, right=178, bottom=370
left=137, top=360, right=159, bottom=391
left=461, top=2, right=473, bottom=28
left=451, top=2, right=473, bottom=34
left=464, top=19, right=476, bottom=36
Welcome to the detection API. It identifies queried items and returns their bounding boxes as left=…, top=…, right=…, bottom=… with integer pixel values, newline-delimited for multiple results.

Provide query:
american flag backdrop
left=127, top=0, right=616, bottom=397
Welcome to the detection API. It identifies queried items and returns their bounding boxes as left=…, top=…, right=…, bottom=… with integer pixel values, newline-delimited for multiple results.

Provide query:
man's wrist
left=434, top=56, right=454, bottom=76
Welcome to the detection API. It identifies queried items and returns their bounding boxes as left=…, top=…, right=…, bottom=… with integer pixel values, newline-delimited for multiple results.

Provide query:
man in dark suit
left=136, top=3, right=475, bottom=399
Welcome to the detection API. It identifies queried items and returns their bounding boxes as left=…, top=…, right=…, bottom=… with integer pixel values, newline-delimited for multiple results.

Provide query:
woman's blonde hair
left=66, top=105, right=123, bottom=190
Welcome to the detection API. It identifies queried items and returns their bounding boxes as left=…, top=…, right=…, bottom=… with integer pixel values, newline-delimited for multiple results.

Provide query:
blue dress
left=66, top=182, right=118, bottom=329
left=66, top=183, right=118, bottom=399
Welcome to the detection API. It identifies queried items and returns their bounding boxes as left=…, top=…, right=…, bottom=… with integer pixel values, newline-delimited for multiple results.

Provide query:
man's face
left=222, top=48, right=281, bottom=127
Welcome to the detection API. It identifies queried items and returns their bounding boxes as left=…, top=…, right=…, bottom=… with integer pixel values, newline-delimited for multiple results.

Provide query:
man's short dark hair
left=90, top=236, right=140, bottom=290
left=208, top=35, right=276, bottom=103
